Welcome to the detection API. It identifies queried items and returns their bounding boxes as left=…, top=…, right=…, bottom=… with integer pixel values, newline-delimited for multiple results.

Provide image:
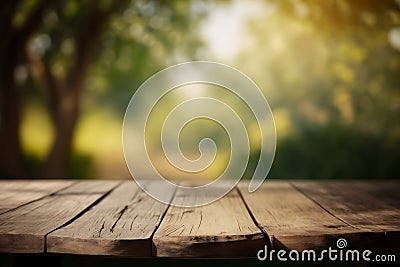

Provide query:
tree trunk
left=0, top=51, right=26, bottom=178
left=0, top=0, right=49, bottom=178
left=40, top=3, right=118, bottom=178
left=41, top=87, right=81, bottom=178
left=1, top=0, right=122, bottom=178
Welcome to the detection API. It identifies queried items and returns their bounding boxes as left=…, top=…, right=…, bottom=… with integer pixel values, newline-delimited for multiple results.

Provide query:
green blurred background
left=1, top=0, right=399, bottom=180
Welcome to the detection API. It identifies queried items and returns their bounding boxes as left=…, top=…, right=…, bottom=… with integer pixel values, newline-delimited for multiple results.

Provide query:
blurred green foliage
left=9, top=0, right=205, bottom=178
left=237, top=0, right=400, bottom=179
left=10, top=0, right=400, bottom=180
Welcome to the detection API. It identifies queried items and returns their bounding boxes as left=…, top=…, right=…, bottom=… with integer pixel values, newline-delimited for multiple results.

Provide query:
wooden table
left=0, top=179, right=399, bottom=258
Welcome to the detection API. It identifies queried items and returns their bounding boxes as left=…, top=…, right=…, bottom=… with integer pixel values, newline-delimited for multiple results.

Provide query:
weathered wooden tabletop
left=0, top=179, right=399, bottom=258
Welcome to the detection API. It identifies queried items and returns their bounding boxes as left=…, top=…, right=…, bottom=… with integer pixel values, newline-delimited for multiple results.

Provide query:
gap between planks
left=235, top=187, right=272, bottom=249
left=152, top=181, right=267, bottom=258
left=288, top=181, right=361, bottom=230
left=149, top=181, right=178, bottom=257
left=290, top=180, right=400, bottom=253
left=0, top=180, right=75, bottom=215
left=0, top=180, right=121, bottom=253
left=2, top=180, right=399, bottom=257
left=47, top=181, right=177, bottom=257
left=44, top=181, right=123, bottom=253
left=237, top=180, right=365, bottom=252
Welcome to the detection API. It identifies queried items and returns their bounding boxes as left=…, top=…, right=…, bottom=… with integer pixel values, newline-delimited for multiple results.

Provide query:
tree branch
left=13, top=0, right=50, bottom=48
left=67, top=1, right=127, bottom=91
left=42, top=55, right=62, bottom=119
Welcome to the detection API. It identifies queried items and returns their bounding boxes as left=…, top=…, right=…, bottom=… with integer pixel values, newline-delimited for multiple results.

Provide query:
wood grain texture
left=238, top=181, right=361, bottom=251
left=56, top=180, right=119, bottom=195
left=47, top=181, right=174, bottom=257
left=0, top=180, right=74, bottom=214
left=153, top=184, right=265, bottom=258
left=292, top=180, right=400, bottom=252
left=0, top=180, right=119, bottom=253
left=292, top=180, right=400, bottom=232
left=0, top=180, right=399, bottom=257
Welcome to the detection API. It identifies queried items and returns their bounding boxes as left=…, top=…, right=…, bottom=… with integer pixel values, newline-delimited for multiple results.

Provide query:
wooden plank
left=292, top=180, right=400, bottom=252
left=342, top=181, right=400, bottom=210
left=292, top=180, right=400, bottom=232
left=238, top=181, right=361, bottom=251
left=0, top=179, right=72, bottom=192
left=0, top=180, right=74, bottom=214
left=47, top=180, right=174, bottom=257
left=153, top=183, right=265, bottom=258
left=0, top=180, right=119, bottom=253
left=56, top=180, right=119, bottom=195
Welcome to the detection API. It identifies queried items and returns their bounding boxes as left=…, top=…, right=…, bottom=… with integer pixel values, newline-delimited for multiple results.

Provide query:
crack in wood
left=43, top=181, right=122, bottom=252
left=0, top=181, right=76, bottom=215
left=97, top=220, right=105, bottom=238
left=110, top=205, right=128, bottom=233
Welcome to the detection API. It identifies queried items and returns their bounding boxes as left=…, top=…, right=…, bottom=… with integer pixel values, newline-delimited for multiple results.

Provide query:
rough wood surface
left=238, top=181, right=362, bottom=251
left=0, top=180, right=119, bottom=253
left=292, top=180, right=400, bottom=252
left=56, top=180, right=119, bottom=195
left=153, top=184, right=265, bottom=258
left=0, top=180, right=73, bottom=214
left=0, top=179, right=399, bottom=257
left=292, top=180, right=400, bottom=232
left=47, top=181, right=174, bottom=257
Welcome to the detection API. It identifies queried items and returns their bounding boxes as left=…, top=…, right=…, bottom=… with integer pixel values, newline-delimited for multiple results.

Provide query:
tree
left=0, top=0, right=204, bottom=178
left=1, top=0, right=50, bottom=177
